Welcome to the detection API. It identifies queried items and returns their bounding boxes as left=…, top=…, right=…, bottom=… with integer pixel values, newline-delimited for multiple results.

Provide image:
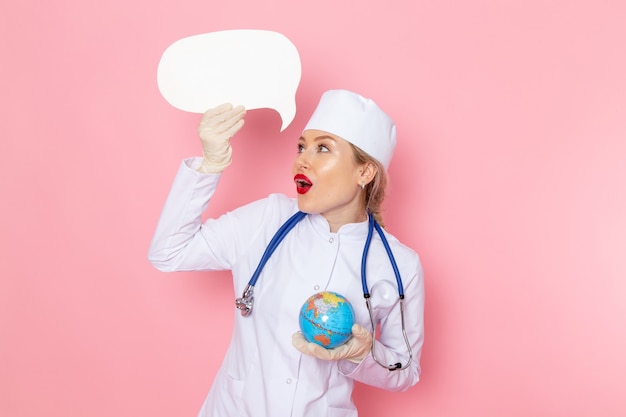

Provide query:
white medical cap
left=303, top=89, right=397, bottom=169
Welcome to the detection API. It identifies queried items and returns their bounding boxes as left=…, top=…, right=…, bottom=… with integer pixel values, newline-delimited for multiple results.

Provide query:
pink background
left=2, top=1, right=625, bottom=416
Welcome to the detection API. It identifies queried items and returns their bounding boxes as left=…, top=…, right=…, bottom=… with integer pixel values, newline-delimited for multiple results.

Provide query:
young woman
left=149, top=90, right=425, bottom=417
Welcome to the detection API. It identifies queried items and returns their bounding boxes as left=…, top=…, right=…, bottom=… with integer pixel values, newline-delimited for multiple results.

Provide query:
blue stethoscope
left=235, top=211, right=413, bottom=371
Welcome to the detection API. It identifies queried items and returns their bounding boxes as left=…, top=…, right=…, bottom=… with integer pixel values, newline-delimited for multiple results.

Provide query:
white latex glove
left=292, top=323, right=373, bottom=364
left=197, top=103, right=246, bottom=174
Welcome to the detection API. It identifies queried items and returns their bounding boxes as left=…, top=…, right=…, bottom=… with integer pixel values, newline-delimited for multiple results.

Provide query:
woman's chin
left=296, top=199, right=318, bottom=214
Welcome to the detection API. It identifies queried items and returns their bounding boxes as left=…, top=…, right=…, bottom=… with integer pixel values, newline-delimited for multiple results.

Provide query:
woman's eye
left=297, top=144, right=304, bottom=153
left=318, top=144, right=329, bottom=152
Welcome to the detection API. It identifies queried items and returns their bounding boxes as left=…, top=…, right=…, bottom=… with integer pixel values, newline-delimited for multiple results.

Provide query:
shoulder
left=266, top=193, right=298, bottom=211
left=377, top=228, right=423, bottom=276
left=223, top=193, right=299, bottom=231
left=237, top=193, right=297, bottom=218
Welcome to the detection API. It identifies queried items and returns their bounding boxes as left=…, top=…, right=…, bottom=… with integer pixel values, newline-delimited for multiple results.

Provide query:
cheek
left=316, top=158, right=346, bottom=176
left=325, top=163, right=358, bottom=188
left=321, top=176, right=359, bottom=201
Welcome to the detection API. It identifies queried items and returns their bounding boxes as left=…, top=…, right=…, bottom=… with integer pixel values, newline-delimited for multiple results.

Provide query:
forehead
left=300, top=129, right=349, bottom=145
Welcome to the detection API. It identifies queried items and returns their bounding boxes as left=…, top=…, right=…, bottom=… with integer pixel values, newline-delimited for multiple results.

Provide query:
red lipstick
left=294, top=174, right=313, bottom=194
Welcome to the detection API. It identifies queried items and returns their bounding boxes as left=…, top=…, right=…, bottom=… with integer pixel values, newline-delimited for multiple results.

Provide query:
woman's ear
left=359, top=162, right=378, bottom=186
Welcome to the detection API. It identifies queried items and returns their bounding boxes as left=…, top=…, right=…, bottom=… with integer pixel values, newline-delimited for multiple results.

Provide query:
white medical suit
left=148, top=158, right=425, bottom=417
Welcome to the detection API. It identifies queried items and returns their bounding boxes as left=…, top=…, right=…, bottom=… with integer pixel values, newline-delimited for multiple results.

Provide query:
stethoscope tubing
left=235, top=210, right=413, bottom=370
left=361, top=213, right=412, bottom=370
left=249, top=211, right=307, bottom=287
left=361, top=213, right=405, bottom=298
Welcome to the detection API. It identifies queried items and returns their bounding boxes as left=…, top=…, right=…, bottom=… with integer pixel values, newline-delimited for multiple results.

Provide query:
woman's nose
left=295, top=150, right=310, bottom=169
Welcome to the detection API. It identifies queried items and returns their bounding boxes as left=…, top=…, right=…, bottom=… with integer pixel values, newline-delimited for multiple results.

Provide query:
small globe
left=299, top=291, right=355, bottom=349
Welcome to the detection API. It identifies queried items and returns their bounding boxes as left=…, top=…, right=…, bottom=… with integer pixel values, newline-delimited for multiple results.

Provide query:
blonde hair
left=351, top=143, right=388, bottom=227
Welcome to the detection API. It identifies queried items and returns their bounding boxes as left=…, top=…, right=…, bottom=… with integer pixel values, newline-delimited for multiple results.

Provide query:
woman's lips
left=294, top=174, right=313, bottom=194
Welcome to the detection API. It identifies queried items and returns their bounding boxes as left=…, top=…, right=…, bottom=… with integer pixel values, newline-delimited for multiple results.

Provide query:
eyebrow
left=298, top=135, right=337, bottom=142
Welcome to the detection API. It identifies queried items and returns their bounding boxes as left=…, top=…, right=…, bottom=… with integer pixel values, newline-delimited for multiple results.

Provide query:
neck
left=322, top=210, right=368, bottom=233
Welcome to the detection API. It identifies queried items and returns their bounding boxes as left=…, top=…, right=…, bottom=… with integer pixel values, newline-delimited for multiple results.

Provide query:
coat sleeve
left=147, top=157, right=236, bottom=272
left=338, top=253, right=425, bottom=392
left=147, top=157, right=296, bottom=274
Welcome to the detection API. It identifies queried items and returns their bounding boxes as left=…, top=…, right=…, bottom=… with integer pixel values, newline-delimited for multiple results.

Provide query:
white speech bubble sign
left=157, top=30, right=301, bottom=131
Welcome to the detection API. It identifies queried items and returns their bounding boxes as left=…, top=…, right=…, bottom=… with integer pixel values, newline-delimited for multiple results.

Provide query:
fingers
left=292, top=332, right=308, bottom=352
left=292, top=332, right=333, bottom=360
left=293, top=332, right=353, bottom=361
left=200, top=104, right=246, bottom=126
left=195, top=103, right=245, bottom=174
left=198, top=105, right=246, bottom=146
left=292, top=326, right=372, bottom=364
left=306, top=342, right=334, bottom=360
left=202, top=102, right=234, bottom=117
left=351, top=323, right=371, bottom=341
left=222, top=118, right=245, bottom=138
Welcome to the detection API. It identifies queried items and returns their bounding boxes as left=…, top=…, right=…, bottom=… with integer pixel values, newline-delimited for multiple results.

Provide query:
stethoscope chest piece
left=235, top=284, right=254, bottom=316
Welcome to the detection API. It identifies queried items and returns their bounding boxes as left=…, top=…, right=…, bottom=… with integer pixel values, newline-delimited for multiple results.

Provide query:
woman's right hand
left=197, top=103, right=246, bottom=174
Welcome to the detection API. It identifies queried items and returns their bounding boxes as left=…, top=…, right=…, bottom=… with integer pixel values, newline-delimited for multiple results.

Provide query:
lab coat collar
left=306, top=213, right=370, bottom=240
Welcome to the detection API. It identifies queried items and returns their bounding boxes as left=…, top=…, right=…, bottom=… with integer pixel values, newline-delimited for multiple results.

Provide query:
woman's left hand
left=292, top=323, right=372, bottom=364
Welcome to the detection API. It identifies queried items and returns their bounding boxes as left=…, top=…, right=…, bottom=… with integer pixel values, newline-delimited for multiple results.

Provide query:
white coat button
left=286, top=378, right=292, bottom=384
left=314, top=285, right=320, bottom=291
left=329, top=237, right=334, bottom=243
